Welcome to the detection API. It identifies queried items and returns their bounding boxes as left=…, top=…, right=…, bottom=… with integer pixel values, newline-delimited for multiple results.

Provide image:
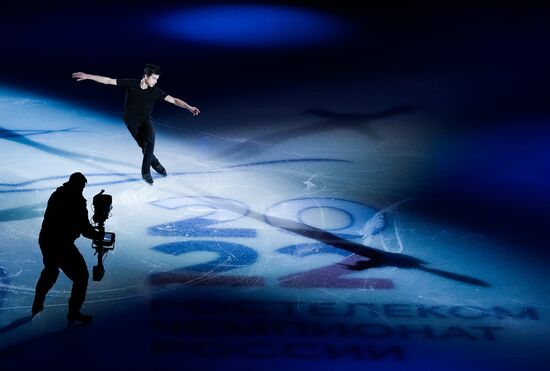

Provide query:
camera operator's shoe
left=142, top=173, right=154, bottom=185
left=31, top=303, right=44, bottom=317
left=67, top=312, right=93, bottom=326
left=152, top=162, right=167, bottom=176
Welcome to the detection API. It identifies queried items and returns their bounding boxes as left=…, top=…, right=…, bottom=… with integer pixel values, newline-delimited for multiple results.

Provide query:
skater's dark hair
left=144, top=63, right=161, bottom=77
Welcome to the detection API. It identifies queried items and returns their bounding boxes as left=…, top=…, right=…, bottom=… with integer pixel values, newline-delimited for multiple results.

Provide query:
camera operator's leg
left=32, top=259, right=60, bottom=316
left=61, top=246, right=92, bottom=325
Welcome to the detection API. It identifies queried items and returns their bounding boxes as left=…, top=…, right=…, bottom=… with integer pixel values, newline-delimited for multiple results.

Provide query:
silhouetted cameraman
left=32, top=172, right=103, bottom=325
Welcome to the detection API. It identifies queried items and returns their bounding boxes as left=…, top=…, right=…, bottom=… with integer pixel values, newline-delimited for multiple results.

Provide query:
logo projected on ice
left=148, top=196, right=394, bottom=289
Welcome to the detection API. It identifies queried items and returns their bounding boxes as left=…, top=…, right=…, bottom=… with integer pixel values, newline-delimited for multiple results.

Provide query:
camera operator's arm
left=82, top=224, right=104, bottom=241
left=72, top=72, right=117, bottom=85
left=79, top=200, right=104, bottom=241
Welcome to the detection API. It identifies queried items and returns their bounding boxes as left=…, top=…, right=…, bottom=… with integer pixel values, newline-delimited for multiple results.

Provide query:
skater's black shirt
left=117, top=78, right=167, bottom=128
left=117, top=78, right=167, bottom=176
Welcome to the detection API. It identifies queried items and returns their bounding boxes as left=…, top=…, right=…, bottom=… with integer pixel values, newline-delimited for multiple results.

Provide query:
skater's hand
left=72, top=72, right=89, bottom=81
left=189, top=106, right=200, bottom=116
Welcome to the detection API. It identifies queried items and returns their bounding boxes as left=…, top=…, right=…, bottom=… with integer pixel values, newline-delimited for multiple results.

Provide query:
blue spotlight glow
left=156, top=5, right=351, bottom=47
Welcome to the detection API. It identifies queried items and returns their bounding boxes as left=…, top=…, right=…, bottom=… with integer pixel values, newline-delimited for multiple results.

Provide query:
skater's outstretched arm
left=72, top=72, right=117, bottom=85
left=165, top=95, right=200, bottom=116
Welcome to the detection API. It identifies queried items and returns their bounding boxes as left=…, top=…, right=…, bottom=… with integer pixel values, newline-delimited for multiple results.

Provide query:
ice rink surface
left=1, top=2, right=549, bottom=370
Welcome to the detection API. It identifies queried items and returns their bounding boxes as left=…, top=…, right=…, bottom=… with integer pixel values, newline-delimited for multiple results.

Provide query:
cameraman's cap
left=68, top=172, right=88, bottom=187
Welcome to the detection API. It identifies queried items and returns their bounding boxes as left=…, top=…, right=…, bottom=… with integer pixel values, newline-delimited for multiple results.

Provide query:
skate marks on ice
left=146, top=195, right=489, bottom=290
left=0, top=158, right=350, bottom=194
left=215, top=105, right=417, bottom=160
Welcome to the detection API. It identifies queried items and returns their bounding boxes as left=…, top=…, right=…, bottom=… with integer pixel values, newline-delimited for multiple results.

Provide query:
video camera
left=91, top=190, right=116, bottom=281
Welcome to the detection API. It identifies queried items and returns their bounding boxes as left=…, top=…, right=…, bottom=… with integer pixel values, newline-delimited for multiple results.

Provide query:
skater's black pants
left=126, top=119, right=160, bottom=176
left=34, top=243, right=88, bottom=315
